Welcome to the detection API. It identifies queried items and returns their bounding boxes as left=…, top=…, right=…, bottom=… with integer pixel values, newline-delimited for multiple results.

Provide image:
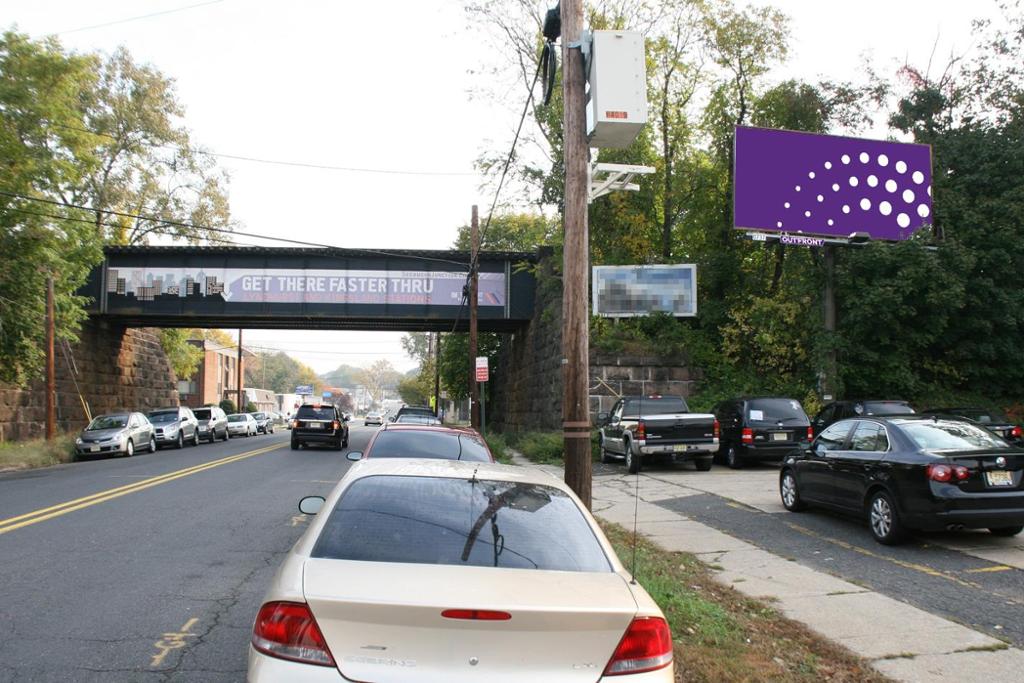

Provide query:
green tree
left=219, top=399, right=236, bottom=414
left=159, top=329, right=202, bottom=380
left=246, top=351, right=321, bottom=395
left=358, top=360, right=402, bottom=405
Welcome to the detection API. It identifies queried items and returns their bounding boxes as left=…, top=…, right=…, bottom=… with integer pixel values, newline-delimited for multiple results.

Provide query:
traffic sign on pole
left=475, top=356, right=489, bottom=382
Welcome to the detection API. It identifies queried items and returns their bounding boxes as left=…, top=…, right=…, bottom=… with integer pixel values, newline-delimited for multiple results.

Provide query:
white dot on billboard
left=824, top=161, right=833, bottom=169
left=841, top=154, right=851, bottom=164
left=867, top=175, right=878, bottom=187
left=879, top=201, right=892, bottom=215
left=897, top=213, right=910, bottom=228
left=784, top=202, right=791, bottom=209
left=903, top=189, right=915, bottom=203
left=918, top=204, right=930, bottom=218
left=860, top=198, right=872, bottom=211
left=927, top=185, right=932, bottom=196
left=849, top=176, right=859, bottom=187
left=808, top=171, right=816, bottom=179
left=832, top=183, right=840, bottom=192
left=795, top=185, right=801, bottom=192
left=805, top=210, right=811, bottom=218
left=859, top=152, right=869, bottom=163
left=827, top=219, right=834, bottom=226
left=912, top=171, right=924, bottom=184
left=777, top=221, right=783, bottom=228
left=817, top=194, right=824, bottom=202
left=885, top=179, right=898, bottom=192
left=842, top=205, right=851, bottom=214
left=896, top=160, right=907, bottom=173
left=877, top=154, right=889, bottom=166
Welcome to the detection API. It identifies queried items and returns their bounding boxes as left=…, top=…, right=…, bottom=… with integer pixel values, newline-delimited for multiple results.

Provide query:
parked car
left=598, top=395, right=718, bottom=473
left=267, top=411, right=286, bottom=431
left=75, top=412, right=155, bottom=458
left=193, top=406, right=229, bottom=442
left=291, top=404, right=349, bottom=450
left=392, top=405, right=435, bottom=422
left=811, top=399, right=914, bottom=436
left=348, top=425, right=492, bottom=462
left=148, top=406, right=200, bottom=449
left=363, top=411, right=384, bottom=426
left=394, top=413, right=443, bottom=426
left=248, top=459, right=674, bottom=682
left=714, top=397, right=812, bottom=469
left=922, top=407, right=1023, bottom=446
left=250, top=411, right=275, bottom=434
left=227, top=413, right=258, bottom=437
left=779, top=415, right=1024, bottom=544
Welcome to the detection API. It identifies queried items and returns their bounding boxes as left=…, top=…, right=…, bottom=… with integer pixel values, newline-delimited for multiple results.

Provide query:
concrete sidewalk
left=510, top=453, right=1024, bottom=683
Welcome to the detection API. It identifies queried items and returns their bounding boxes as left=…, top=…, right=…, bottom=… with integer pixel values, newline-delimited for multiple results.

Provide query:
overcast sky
left=2, top=0, right=1003, bottom=376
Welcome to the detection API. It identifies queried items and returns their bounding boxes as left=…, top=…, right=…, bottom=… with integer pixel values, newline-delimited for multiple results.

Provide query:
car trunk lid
left=939, top=449, right=1024, bottom=492
left=303, top=559, right=638, bottom=682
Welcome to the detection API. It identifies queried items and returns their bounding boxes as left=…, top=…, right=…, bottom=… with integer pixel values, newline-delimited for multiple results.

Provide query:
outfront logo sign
left=734, top=126, right=933, bottom=241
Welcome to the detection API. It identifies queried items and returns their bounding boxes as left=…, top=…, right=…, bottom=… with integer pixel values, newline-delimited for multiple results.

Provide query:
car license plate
left=308, top=422, right=322, bottom=429
left=90, top=446, right=99, bottom=452
left=986, top=470, right=1014, bottom=487
left=772, top=432, right=788, bottom=441
left=673, top=444, right=688, bottom=452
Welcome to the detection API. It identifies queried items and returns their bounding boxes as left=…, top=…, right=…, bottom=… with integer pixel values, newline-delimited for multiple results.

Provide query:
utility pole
left=237, top=329, right=244, bottom=411
left=822, top=245, right=837, bottom=400
left=469, top=205, right=480, bottom=429
left=433, top=332, right=441, bottom=417
left=561, top=0, right=592, bottom=509
left=45, top=276, right=56, bottom=440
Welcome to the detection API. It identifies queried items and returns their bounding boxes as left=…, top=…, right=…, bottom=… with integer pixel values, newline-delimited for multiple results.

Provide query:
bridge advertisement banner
left=105, top=267, right=507, bottom=307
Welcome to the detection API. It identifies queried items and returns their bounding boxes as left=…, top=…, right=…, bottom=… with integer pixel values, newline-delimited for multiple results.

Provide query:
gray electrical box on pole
left=586, top=30, right=648, bottom=149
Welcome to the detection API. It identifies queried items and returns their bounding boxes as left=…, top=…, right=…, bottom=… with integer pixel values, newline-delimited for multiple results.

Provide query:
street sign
left=475, top=356, right=489, bottom=383
left=295, top=385, right=313, bottom=396
left=321, top=391, right=332, bottom=398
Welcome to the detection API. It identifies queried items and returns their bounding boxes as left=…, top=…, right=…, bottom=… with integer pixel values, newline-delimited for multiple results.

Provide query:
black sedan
left=922, top=407, right=1023, bottom=446
left=779, top=415, right=1024, bottom=544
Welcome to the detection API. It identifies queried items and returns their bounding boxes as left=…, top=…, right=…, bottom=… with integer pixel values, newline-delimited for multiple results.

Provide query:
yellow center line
left=965, top=565, right=1014, bottom=573
left=0, top=443, right=284, bottom=535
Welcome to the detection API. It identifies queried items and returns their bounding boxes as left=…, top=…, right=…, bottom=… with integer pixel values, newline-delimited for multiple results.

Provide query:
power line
left=49, top=123, right=474, bottom=177
left=0, top=190, right=471, bottom=268
left=54, top=0, right=224, bottom=35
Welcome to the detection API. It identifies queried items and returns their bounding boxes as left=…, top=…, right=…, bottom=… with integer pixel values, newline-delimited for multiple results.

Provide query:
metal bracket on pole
left=588, top=162, right=655, bottom=202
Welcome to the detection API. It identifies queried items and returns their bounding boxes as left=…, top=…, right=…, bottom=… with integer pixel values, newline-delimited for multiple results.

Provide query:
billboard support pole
left=469, top=206, right=480, bottom=430
left=237, top=329, right=244, bottom=411
left=822, top=245, right=837, bottom=400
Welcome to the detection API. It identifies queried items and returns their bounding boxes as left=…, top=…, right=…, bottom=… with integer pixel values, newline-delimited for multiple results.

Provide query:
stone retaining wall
left=0, top=321, right=179, bottom=441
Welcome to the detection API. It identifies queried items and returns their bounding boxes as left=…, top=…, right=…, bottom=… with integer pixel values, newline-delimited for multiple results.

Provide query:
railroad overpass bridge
left=81, top=245, right=538, bottom=331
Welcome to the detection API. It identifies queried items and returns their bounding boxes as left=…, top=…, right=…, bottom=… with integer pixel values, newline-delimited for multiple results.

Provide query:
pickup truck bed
left=599, top=396, right=719, bottom=473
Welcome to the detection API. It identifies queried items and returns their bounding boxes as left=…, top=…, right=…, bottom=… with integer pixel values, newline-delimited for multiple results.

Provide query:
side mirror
left=343, top=415, right=350, bottom=422
left=597, top=412, right=608, bottom=424
left=346, top=451, right=363, bottom=461
left=298, top=496, right=325, bottom=515
left=610, top=415, right=621, bottom=425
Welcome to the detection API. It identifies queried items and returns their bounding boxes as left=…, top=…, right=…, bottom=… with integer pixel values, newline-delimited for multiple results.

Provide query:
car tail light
left=251, top=601, right=335, bottom=667
left=332, top=420, right=340, bottom=430
left=1012, top=426, right=1022, bottom=439
left=807, top=426, right=814, bottom=441
left=952, top=465, right=969, bottom=481
left=713, top=419, right=720, bottom=439
left=604, top=616, right=673, bottom=676
left=927, top=463, right=953, bottom=482
left=291, top=420, right=299, bottom=429
left=441, top=609, right=511, bottom=621
left=636, top=420, right=646, bottom=439
left=741, top=427, right=753, bottom=444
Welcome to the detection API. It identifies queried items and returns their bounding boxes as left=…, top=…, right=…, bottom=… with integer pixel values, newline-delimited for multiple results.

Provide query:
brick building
left=178, top=339, right=255, bottom=408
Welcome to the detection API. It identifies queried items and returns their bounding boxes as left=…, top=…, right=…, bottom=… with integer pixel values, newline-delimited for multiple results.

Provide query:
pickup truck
left=598, top=395, right=719, bottom=473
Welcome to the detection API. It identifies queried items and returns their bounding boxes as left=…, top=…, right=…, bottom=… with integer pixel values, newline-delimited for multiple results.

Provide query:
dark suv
left=392, top=405, right=435, bottom=422
left=714, top=397, right=811, bottom=469
left=193, top=406, right=229, bottom=442
left=812, top=400, right=914, bottom=436
left=290, top=404, right=349, bottom=450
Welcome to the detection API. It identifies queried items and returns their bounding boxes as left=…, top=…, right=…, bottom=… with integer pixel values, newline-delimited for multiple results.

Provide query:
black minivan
left=714, top=397, right=812, bottom=469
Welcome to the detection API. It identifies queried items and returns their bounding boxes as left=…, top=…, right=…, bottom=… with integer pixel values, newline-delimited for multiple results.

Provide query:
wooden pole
left=822, top=245, right=837, bottom=400
left=561, top=0, right=592, bottom=509
left=46, top=276, right=56, bottom=440
left=469, top=205, right=480, bottom=429
left=237, top=329, right=244, bottom=410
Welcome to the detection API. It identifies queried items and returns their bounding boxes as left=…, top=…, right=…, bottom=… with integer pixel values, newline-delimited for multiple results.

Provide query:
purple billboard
left=734, top=126, right=933, bottom=241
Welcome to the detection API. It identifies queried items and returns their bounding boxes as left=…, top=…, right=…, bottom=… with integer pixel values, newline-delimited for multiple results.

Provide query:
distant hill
left=321, top=363, right=362, bottom=388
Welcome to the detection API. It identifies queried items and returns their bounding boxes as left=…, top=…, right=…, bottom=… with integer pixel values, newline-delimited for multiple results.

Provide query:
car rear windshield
left=252, top=412, right=265, bottom=419
left=227, top=414, right=246, bottom=423
left=296, top=406, right=335, bottom=420
left=368, top=431, right=491, bottom=462
left=398, top=407, right=435, bottom=417
left=861, top=402, right=914, bottom=416
left=148, top=411, right=179, bottom=423
left=746, top=398, right=808, bottom=424
left=950, top=409, right=1010, bottom=424
left=395, top=415, right=440, bottom=425
left=193, top=409, right=212, bottom=420
left=899, top=420, right=1009, bottom=451
left=622, top=397, right=688, bottom=417
left=87, top=415, right=127, bottom=430
left=312, top=475, right=611, bottom=572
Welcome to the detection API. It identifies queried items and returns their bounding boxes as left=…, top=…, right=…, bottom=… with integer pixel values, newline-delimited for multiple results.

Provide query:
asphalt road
left=0, top=423, right=376, bottom=682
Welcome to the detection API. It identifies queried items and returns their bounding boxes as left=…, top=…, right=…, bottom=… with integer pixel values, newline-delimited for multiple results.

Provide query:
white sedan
left=227, top=413, right=257, bottom=437
left=248, top=459, right=673, bottom=682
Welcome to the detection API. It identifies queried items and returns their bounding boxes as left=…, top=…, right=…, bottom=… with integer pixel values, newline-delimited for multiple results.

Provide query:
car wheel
left=989, top=526, right=1023, bottom=537
left=780, top=469, right=807, bottom=511
left=149, top=436, right=157, bottom=453
left=269, top=426, right=274, bottom=434
left=290, top=441, right=300, bottom=450
left=334, top=439, right=343, bottom=451
left=625, top=444, right=641, bottom=474
left=125, top=439, right=134, bottom=457
left=868, top=490, right=907, bottom=545
left=192, top=430, right=199, bottom=447
left=725, top=445, right=743, bottom=469
left=695, top=457, right=713, bottom=472
left=175, top=432, right=184, bottom=449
